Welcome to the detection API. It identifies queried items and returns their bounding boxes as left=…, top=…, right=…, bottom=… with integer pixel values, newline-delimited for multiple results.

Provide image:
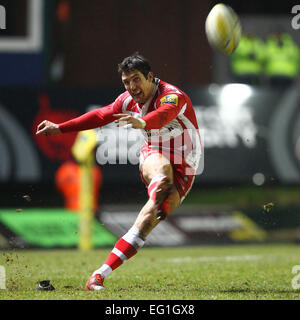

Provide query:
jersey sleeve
left=141, top=93, right=185, bottom=129
left=58, top=97, right=123, bottom=133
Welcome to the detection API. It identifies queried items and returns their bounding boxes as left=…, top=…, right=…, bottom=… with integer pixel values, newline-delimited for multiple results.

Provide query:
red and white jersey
left=59, top=78, right=202, bottom=172
left=113, top=78, right=202, bottom=172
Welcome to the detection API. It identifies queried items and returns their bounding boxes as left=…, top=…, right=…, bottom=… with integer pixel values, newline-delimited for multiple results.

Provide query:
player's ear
left=147, top=72, right=154, bottom=82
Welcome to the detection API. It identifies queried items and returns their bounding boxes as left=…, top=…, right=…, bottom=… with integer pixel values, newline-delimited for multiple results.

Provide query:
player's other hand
left=113, top=114, right=146, bottom=129
left=36, top=120, right=61, bottom=136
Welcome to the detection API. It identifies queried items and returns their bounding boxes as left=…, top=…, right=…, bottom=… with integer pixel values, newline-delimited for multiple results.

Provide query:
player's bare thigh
left=141, top=152, right=174, bottom=185
left=134, top=153, right=181, bottom=238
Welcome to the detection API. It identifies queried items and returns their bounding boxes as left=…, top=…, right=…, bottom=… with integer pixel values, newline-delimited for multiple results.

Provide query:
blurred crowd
left=230, top=29, right=300, bottom=88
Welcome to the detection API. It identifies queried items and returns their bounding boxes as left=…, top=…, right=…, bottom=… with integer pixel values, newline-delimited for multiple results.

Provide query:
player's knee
left=158, top=163, right=172, bottom=179
left=147, top=164, right=173, bottom=185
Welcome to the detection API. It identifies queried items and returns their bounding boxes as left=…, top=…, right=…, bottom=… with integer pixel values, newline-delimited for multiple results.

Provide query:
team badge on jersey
left=160, top=94, right=178, bottom=106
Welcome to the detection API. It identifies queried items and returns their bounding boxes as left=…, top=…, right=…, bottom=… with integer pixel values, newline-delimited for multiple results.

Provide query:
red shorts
left=139, top=146, right=195, bottom=202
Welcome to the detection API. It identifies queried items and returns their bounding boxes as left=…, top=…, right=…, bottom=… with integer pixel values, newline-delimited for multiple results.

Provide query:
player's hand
left=36, top=120, right=61, bottom=136
left=113, top=114, right=146, bottom=129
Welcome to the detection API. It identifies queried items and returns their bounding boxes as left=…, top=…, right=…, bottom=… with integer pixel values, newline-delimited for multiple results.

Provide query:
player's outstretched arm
left=36, top=104, right=116, bottom=136
left=36, top=120, right=61, bottom=136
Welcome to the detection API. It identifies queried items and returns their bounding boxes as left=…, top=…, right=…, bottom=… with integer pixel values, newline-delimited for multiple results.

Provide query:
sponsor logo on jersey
left=160, top=94, right=178, bottom=106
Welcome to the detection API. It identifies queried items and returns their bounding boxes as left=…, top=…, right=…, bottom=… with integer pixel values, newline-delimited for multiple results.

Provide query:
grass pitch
left=0, top=244, right=300, bottom=300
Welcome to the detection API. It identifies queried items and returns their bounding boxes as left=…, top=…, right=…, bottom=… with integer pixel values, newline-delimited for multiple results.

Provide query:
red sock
left=104, top=238, right=138, bottom=270
left=93, top=226, right=144, bottom=278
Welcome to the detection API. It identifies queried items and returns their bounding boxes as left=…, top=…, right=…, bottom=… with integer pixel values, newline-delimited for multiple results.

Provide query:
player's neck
left=141, top=82, right=156, bottom=105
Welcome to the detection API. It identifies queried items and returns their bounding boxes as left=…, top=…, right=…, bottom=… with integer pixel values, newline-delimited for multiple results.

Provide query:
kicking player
left=36, top=53, right=202, bottom=290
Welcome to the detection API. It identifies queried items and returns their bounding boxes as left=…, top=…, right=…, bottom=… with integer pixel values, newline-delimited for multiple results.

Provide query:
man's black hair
left=118, top=52, right=151, bottom=79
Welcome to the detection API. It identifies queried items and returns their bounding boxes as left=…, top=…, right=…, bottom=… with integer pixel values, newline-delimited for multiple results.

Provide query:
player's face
left=121, top=70, right=154, bottom=104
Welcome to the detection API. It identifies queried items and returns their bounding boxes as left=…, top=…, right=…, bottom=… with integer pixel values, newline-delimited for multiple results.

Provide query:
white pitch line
left=168, top=254, right=261, bottom=263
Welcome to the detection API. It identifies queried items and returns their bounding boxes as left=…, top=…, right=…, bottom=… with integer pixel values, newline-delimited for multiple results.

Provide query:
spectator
left=264, top=29, right=300, bottom=88
left=230, top=33, right=265, bottom=85
left=55, top=159, right=102, bottom=212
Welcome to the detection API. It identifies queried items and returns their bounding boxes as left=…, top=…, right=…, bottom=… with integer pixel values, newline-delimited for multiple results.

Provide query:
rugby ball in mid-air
left=205, top=3, right=242, bottom=55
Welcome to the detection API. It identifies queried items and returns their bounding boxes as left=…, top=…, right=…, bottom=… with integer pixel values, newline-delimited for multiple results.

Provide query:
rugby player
left=36, top=53, right=202, bottom=290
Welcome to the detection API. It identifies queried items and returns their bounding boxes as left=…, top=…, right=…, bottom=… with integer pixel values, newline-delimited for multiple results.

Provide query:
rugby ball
left=205, top=3, right=242, bottom=55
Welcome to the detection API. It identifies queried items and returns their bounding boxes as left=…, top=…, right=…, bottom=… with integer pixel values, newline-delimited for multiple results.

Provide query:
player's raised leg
left=134, top=152, right=181, bottom=236
left=85, top=153, right=180, bottom=290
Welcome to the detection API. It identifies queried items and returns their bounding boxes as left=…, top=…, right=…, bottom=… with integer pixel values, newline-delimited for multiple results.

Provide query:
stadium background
left=0, top=0, right=300, bottom=249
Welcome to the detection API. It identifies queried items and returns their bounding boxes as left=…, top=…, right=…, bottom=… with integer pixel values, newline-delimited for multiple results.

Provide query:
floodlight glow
left=219, top=84, right=252, bottom=108
left=252, top=172, right=265, bottom=186
left=218, top=84, right=253, bottom=124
